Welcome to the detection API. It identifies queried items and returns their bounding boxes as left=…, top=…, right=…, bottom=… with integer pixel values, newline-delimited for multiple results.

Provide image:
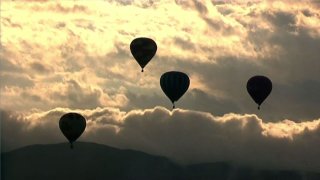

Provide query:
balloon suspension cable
left=258, top=105, right=260, bottom=110
left=70, top=142, right=74, bottom=149
left=141, top=68, right=144, bottom=72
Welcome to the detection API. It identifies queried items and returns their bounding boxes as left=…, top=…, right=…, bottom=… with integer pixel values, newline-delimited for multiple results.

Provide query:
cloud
left=2, top=107, right=320, bottom=172
left=167, top=1, right=320, bottom=121
left=1, top=0, right=320, bottom=122
left=1, top=1, right=319, bottom=175
left=0, top=73, right=34, bottom=88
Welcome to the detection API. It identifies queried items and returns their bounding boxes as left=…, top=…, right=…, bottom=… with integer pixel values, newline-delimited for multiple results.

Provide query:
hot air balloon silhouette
left=130, top=37, right=157, bottom=72
left=59, top=112, right=86, bottom=149
left=247, top=75, right=272, bottom=110
left=160, top=71, right=190, bottom=109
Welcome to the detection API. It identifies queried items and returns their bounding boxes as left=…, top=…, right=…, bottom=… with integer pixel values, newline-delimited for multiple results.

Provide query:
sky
left=1, top=0, right=320, bottom=172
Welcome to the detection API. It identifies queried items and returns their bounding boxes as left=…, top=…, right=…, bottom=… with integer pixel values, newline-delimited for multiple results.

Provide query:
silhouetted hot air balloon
left=247, top=75, right=272, bottom=110
left=160, top=71, right=190, bottom=109
left=130, top=37, right=157, bottom=72
left=59, top=112, right=86, bottom=149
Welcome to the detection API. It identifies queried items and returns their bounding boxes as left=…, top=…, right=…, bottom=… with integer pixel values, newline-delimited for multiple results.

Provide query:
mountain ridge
left=2, top=142, right=320, bottom=180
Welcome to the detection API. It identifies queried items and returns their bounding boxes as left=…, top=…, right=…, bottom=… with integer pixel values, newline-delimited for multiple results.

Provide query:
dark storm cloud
left=2, top=107, right=320, bottom=172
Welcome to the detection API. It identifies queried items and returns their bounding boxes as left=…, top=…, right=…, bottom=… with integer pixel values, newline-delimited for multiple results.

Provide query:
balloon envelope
left=130, top=37, right=157, bottom=72
left=59, top=113, right=86, bottom=148
left=160, top=71, right=190, bottom=108
left=246, top=75, right=272, bottom=109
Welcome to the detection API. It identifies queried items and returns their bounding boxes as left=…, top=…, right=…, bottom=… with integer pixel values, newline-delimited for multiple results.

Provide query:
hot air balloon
left=246, top=75, right=272, bottom=110
left=160, top=71, right=190, bottom=109
left=130, top=37, right=157, bottom=72
left=59, top=112, right=86, bottom=149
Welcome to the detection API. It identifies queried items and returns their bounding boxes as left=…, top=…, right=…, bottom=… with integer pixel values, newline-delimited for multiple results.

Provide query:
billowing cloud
left=1, top=1, right=319, bottom=121
left=2, top=107, right=320, bottom=172
left=1, top=1, right=319, bottom=122
left=1, top=1, right=320, bottom=174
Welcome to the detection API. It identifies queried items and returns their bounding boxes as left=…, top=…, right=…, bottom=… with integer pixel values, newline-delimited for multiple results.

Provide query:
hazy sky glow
left=1, top=0, right=320, bottom=171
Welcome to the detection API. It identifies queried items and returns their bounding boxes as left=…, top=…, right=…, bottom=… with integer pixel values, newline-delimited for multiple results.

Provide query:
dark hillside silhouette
left=2, top=142, right=320, bottom=180
left=2, top=142, right=182, bottom=180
